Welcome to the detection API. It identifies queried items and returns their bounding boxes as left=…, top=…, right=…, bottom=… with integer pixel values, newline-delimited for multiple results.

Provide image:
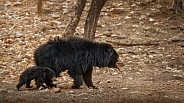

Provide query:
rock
left=57, top=83, right=71, bottom=89
left=111, top=34, right=118, bottom=37
left=107, top=80, right=111, bottom=83
left=170, top=35, right=184, bottom=42
left=162, top=70, right=170, bottom=73
left=132, top=24, right=139, bottom=28
left=122, top=88, right=129, bottom=90
left=112, top=72, right=118, bottom=76
left=149, top=18, right=156, bottom=22
left=124, top=16, right=131, bottom=20
left=52, top=88, right=61, bottom=93
left=51, top=20, right=61, bottom=26
left=139, top=15, right=147, bottom=20
left=14, top=58, right=22, bottom=62
left=170, top=36, right=181, bottom=42
left=173, top=75, right=184, bottom=80
left=15, top=32, right=24, bottom=38
left=178, top=42, right=184, bottom=47
left=111, top=8, right=125, bottom=14
left=50, top=14, right=60, bottom=19
left=13, top=1, right=21, bottom=6
left=144, top=26, right=151, bottom=31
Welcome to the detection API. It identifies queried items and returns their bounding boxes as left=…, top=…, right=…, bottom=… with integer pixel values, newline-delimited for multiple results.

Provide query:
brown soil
left=0, top=0, right=184, bottom=103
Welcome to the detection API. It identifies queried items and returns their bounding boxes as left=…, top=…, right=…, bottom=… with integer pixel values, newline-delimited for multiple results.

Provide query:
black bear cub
left=16, top=66, right=56, bottom=90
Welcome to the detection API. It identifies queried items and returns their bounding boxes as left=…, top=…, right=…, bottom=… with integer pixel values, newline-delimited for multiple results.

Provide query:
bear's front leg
left=83, top=67, right=98, bottom=89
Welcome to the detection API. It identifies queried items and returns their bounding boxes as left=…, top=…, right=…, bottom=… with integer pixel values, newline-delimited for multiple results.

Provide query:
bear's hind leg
left=26, top=80, right=33, bottom=88
left=16, top=80, right=25, bottom=90
left=68, top=71, right=84, bottom=89
left=35, top=77, right=45, bottom=89
left=45, top=79, right=56, bottom=88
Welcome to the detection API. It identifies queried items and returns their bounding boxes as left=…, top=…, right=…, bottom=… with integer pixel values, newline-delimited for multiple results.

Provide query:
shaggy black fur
left=16, top=66, right=56, bottom=90
left=34, top=36, right=119, bottom=89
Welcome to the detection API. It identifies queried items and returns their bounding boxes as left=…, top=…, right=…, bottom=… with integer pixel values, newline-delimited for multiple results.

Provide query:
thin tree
left=172, top=0, right=184, bottom=13
left=64, top=0, right=107, bottom=40
left=37, top=0, right=43, bottom=16
left=64, top=0, right=86, bottom=37
left=83, top=0, right=107, bottom=40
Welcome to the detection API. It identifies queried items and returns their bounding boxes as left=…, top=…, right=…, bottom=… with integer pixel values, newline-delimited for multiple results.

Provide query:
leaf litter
left=0, top=0, right=184, bottom=103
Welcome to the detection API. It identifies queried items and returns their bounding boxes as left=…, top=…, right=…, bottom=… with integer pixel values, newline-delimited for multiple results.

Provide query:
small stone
left=14, top=58, right=22, bottom=62
left=144, top=26, right=151, bottom=31
left=111, top=34, right=118, bottom=37
left=111, top=8, right=125, bottom=14
left=149, top=18, right=155, bottom=22
left=68, top=90, right=74, bottom=93
left=112, top=72, right=118, bottom=75
left=107, top=80, right=111, bottom=83
left=170, top=36, right=182, bottom=42
left=162, top=70, right=170, bottom=73
left=132, top=24, right=139, bottom=28
left=13, top=1, right=21, bottom=6
left=51, top=14, right=60, bottom=19
left=15, top=32, right=24, bottom=38
left=52, top=88, right=61, bottom=93
left=140, top=15, right=147, bottom=20
left=124, top=16, right=131, bottom=19
left=57, top=83, right=71, bottom=89
left=173, top=75, right=184, bottom=80
left=178, top=42, right=184, bottom=47
left=122, top=88, right=129, bottom=90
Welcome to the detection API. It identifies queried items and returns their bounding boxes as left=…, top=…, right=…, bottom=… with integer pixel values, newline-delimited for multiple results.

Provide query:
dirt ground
left=0, top=0, right=184, bottom=103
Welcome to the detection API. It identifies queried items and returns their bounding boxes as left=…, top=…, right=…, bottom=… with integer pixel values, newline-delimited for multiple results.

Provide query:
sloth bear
left=16, top=66, right=56, bottom=90
left=34, top=36, right=119, bottom=89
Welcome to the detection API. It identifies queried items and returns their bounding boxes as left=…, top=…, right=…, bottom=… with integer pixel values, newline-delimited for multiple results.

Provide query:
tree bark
left=84, top=0, right=107, bottom=40
left=37, top=0, right=43, bottom=16
left=172, top=0, right=184, bottom=13
left=64, top=0, right=86, bottom=37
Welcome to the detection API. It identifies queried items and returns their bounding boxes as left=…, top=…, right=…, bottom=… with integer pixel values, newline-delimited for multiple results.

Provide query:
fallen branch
left=106, top=40, right=159, bottom=46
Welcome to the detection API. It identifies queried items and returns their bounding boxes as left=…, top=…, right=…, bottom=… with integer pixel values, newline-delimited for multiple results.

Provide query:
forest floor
left=0, top=0, right=184, bottom=103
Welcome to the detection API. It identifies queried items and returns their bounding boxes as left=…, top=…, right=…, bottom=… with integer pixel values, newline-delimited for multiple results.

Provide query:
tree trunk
left=37, top=0, right=43, bottom=16
left=64, top=0, right=86, bottom=37
left=84, top=0, right=107, bottom=40
left=173, top=0, right=183, bottom=13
